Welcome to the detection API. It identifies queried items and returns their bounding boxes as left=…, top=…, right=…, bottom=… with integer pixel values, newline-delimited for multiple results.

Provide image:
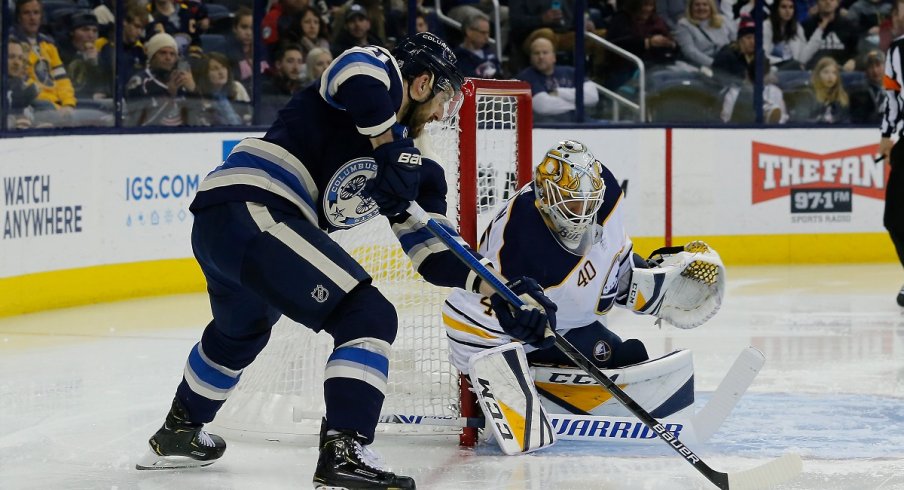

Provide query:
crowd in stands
left=2, top=0, right=898, bottom=129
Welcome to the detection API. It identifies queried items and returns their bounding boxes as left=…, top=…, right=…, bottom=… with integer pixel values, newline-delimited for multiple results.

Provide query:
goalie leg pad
left=532, top=349, right=695, bottom=419
left=468, top=343, right=557, bottom=455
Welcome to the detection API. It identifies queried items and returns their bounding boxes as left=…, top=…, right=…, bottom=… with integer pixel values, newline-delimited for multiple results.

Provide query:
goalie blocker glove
left=490, top=276, right=557, bottom=349
left=366, top=137, right=422, bottom=216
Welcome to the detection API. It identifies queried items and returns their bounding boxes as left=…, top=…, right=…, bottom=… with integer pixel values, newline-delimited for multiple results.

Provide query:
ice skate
left=135, top=398, right=226, bottom=470
left=312, top=421, right=415, bottom=489
left=896, top=284, right=904, bottom=307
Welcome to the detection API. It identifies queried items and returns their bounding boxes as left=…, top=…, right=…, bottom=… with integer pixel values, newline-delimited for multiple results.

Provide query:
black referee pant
left=885, top=139, right=904, bottom=269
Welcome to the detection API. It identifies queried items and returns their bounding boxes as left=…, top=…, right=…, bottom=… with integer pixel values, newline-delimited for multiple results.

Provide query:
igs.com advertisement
left=113, top=134, right=240, bottom=263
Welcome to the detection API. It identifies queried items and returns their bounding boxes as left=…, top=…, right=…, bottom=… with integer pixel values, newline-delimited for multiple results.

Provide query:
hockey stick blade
left=554, top=313, right=801, bottom=489
left=405, top=202, right=803, bottom=489
left=691, top=347, right=765, bottom=443
left=725, top=453, right=804, bottom=490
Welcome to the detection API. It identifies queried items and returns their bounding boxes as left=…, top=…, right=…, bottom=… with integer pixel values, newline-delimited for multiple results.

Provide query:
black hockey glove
left=366, top=138, right=422, bottom=216
left=490, top=277, right=557, bottom=349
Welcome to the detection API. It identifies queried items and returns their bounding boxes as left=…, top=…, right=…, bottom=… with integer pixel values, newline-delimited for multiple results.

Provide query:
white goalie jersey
left=443, top=167, right=632, bottom=374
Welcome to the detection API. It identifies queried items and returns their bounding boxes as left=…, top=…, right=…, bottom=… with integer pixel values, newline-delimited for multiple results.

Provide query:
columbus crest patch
left=324, top=158, right=380, bottom=229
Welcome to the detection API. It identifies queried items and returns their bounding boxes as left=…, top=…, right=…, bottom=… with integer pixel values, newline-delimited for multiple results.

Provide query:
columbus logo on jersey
left=324, top=158, right=380, bottom=229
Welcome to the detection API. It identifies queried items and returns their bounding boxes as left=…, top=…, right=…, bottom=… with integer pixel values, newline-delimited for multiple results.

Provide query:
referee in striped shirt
left=880, top=23, right=904, bottom=306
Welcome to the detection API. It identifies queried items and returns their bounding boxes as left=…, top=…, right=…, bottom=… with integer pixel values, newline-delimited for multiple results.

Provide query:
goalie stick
left=405, top=202, right=802, bottom=490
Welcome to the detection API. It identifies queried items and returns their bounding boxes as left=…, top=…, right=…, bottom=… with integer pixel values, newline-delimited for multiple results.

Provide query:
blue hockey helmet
left=392, top=32, right=465, bottom=120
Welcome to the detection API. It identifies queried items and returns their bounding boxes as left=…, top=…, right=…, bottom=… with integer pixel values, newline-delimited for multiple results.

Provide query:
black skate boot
left=135, top=398, right=226, bottom=470
left=897, top=284, right=904, bottom=307
left=313, top=419, right=415, bottom=489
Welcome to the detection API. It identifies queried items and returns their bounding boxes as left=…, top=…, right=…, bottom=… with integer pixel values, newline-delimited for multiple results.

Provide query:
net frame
left=454, top=79, right=533, bottom=445
left=209, top=78, right=533, bottom=448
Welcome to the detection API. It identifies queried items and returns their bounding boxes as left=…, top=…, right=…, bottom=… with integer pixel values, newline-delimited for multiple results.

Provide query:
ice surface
left=1, top=264, right=902, bottom=489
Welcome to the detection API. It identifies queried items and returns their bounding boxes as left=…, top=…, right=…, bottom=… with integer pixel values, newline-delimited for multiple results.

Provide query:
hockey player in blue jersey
left=135, top=32, right=557, bottom=489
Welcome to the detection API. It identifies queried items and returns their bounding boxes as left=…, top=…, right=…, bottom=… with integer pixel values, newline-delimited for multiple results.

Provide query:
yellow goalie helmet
left=534, top=140, right=606, bottom=255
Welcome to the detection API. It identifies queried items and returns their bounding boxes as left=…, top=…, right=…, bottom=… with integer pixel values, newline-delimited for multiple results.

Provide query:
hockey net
left=211, top=79, right=532, bottom=446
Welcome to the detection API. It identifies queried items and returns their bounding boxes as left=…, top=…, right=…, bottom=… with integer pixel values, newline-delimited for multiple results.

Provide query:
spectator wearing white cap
left=125, top=32, right=199, bottom=126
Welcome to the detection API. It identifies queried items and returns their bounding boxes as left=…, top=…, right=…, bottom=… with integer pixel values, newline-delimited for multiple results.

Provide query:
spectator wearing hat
left=712, top=16, right=757, bottom=83
left=850, top=50, right=885, bottom=123
left=10, top=0, right=78, bottom=120
left=454, top=12, right=502, bottom=78
left=330, top=3, right=384, bottom=57
left=125, top=32, right=199, bottom=126
left=515, top=34, right=598, bottom=122
left=60, top=11, right=101, bottom=65
left=62, top=11, right=114, bottom=102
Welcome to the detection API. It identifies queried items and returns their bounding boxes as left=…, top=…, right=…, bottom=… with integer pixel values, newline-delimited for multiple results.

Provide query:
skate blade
left=135, top=450, right=216, bottom=470
left=313, top=483, right=410, bottom=490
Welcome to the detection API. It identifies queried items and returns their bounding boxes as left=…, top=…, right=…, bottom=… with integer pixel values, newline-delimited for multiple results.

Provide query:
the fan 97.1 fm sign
left=752, top=142, right=886, bottom=219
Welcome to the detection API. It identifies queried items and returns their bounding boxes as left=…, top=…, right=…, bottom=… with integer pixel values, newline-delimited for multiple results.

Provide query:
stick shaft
left=406, top=201, right=728, bottom=488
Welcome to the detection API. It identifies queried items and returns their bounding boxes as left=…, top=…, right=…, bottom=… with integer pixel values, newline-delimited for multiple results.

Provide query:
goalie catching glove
left=489, top=277, right=557, bottom=349
left=621, top=241, right=725, bottom=329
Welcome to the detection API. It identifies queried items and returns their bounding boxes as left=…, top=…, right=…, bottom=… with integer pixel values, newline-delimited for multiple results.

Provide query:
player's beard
left=399, top=94, right=435, bottom=139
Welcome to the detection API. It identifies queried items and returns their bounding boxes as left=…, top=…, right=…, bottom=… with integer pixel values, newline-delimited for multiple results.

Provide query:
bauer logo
left=751, top=142, right=887, bottom=204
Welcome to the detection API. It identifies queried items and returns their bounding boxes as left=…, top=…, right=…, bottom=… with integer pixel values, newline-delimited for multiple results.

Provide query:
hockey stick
left=406, top=202, right=802, bottom=490
left=378, top=414, right=485, bottom=428
left=691, top=347, right=765, bottom=443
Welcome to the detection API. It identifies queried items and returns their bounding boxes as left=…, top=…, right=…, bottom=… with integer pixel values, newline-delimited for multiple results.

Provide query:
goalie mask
left=535, top=140, right=606, bottom=255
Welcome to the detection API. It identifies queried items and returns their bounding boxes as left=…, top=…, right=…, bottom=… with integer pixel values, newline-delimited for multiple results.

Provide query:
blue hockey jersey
left=189, top=45, right=479, bottom=290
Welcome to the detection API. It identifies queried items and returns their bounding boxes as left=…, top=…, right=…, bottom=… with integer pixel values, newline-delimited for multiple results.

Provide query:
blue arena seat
left=646, top=71, right=723, bottom=122
left=200, top=34, right=228, bottom=56
left=775, top=70, right=810, bottom=90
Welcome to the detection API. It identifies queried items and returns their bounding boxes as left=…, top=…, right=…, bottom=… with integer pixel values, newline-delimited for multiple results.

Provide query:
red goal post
left=453, top=78, right=533, bottom=446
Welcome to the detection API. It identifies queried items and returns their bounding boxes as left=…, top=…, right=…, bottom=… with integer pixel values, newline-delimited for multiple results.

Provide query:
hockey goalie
left=442, top=140, right=729, bottom=454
